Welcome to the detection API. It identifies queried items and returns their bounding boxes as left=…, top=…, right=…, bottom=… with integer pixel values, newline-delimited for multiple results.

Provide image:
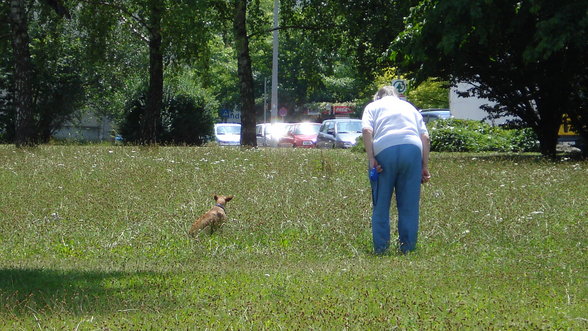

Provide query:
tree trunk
left=141, top=0, right=164, bottom=145
left=9, top=0, right=35, bottom=147
left=535, top=61, right=571, bottom=158
left=535, top=83, right=566, bottom=158
left=536, top=118, right=559, bottom=158
left=233, top=0, right=257, bottom=147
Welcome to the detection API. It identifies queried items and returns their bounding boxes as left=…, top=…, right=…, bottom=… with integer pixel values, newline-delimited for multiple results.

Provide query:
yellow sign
left=559, top=114, right=577, bottom=136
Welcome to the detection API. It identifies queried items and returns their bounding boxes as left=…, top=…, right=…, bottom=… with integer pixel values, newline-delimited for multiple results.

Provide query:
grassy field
left=0, top=145, right=586, bottom=329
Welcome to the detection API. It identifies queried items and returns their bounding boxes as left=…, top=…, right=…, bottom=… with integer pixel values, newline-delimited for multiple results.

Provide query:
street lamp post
left=271, top=0, right=279, bottom=122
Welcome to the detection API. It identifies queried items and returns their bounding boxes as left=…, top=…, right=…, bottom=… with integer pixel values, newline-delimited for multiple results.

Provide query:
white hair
left=373, top=86, right=400, bottom=101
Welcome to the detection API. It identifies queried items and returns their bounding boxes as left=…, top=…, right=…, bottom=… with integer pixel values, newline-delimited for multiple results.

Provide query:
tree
left=80, top=0, right=164, bottom=144
left=406, top=78, right=449, bottom=110
left=6, top=0, right=70, bottom=146
left=392, top=0, right=588, bottom=157
left=141, top=0, right=163, bottom=145
left=78, top=0, right=211, bottom=145
left=372, top=67, right=449, bottom=110
left=280, top=0, right=418, bottom=99
left=8, top=0, right=35, bottom=147
left=209, top=0, right=274, bottom=147
left=232, top=0, right=256, bottom=146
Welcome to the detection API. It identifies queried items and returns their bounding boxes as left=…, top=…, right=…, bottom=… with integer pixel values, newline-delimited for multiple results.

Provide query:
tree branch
left=79, top=0, right=150, bottom=31
left=41, top=0, right=71, bottom=19
left=247, top=23, right=340, bottom=39
left=120, top=16, right=149, bottom=43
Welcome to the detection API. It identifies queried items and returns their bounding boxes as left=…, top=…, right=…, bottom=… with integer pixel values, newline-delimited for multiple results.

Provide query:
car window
left=337, top=121, right=362, bottom=133
left=327, top=122, right=335, bottom=133
left=217, top=125, right=240, bottom=135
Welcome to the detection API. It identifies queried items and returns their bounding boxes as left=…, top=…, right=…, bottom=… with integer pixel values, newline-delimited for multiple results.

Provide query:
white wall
left=53, top=113, right=113, bottom=141
left=450, top=82, right=518, bottom=125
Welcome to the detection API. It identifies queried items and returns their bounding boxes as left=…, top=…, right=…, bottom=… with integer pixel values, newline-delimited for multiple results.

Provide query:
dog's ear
left=213, top=194, right=218, bottom=201
left=225, top=195, right=234, bottom=202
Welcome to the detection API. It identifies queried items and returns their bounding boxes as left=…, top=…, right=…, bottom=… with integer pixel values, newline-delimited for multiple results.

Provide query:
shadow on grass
left=0, top=267, right=163, bottom=317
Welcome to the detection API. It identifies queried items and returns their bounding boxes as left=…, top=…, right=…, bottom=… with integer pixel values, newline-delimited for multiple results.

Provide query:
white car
left=214, top=123, right=241, bottom=146
left=256, top=123, right=273, bottom=147
left=257, top=122, right=291, bottom=147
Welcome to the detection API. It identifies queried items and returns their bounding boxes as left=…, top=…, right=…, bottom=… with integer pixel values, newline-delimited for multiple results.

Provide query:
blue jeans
left=370, top=144, right=422, bottom=254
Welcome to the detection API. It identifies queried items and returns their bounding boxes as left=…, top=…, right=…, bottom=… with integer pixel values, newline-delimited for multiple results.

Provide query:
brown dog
left=189, top=195, right=234, bottom=237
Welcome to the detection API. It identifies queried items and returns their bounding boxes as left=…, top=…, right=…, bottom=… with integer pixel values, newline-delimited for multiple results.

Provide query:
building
left=53, top=113, right=113, bottom=142
left=449, top=82, right=518, bottom=125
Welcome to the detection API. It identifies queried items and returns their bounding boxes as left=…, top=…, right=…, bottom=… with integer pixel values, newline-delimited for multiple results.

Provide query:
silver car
left=420, top=109, right=452, bottom=123
left=316, top=119, right=363, bottom=148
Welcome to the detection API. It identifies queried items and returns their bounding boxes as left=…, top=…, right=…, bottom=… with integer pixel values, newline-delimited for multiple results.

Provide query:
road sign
left=219, top=109, right=231, bottom=118
left=392, top=79, right=408, bottom=94
left=279, top=107, right=288, bottom=117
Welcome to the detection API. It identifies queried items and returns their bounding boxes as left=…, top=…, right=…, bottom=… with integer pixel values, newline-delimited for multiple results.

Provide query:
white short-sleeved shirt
left=362, top=96, right=429, bottom=156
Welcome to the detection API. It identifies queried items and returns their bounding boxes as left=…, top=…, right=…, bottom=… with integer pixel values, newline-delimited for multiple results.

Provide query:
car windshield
left=294, top=124, right=320, bottom=135
left=336, top=121, right=362, bottom=133
left=217, top=126, right=240, bottom=135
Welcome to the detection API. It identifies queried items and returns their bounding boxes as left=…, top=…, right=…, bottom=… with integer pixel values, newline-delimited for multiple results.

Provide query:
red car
left=279, top=122, right=321, bottom=148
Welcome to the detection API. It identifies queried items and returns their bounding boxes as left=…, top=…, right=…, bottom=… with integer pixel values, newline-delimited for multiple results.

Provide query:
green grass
left=0, top=145, right=586, bottom=329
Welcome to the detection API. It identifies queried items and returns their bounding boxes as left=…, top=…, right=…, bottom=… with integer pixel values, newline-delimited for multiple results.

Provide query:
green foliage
left=119, top=85, right=217, bottom=145
left=0, top=2, right=85, bottom=143
left=190, top=34, right=240, bottom=110
left=370, top=68, right=449, bottom=110
left=428, top=119, right=539, bottom=153
left=351, top=120, right=538, bottom=154
left=350, top=135, right=365, bottom=153
left=392, top=0, right=588, bottom=156
left=0, top=146, right=586, bottom=328
left=278, top=0, right=418, bottom=105
left=406, top=78, right=449, bottom=109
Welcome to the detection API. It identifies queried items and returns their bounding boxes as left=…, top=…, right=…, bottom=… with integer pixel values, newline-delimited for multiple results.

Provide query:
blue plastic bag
left=369, top=167, right=379, bottom=182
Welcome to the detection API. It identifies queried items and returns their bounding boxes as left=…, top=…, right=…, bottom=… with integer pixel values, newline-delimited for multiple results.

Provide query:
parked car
left=316, top=119, right=363, bottom=148
left=279, top=122, right=321, bottom=148
left=256, top=123, right=270, bottom=146
left=262, top=122, right=292, bottom=147
left=420, top=108, right=452, bottom=123
left=214, top=123, right=241, bottom=146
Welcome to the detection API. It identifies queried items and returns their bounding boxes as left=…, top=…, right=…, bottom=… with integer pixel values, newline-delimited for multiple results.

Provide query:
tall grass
left=0, top=145, right=586, bottom=329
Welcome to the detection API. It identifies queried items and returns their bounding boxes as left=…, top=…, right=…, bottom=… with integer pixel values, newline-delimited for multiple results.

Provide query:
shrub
left=119, top=87, right=216, bottom=145
left=428, top=119, right=538, bottom=152
left=350, top=135, right=365, bottom=153
left=352, top=119, right=539, bottom=153
left=508, top=127, right=540, bottom=152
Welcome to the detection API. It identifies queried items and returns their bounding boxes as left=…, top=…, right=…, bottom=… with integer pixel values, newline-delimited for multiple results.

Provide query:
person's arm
left=363, top=128, right=382, bottom=172
left=421, top=133, right=431, bottom=183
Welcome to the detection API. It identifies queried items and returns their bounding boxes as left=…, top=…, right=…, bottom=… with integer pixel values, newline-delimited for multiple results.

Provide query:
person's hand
left=421, top=168, right=431, bottom=184
left=369, top=157, right=383, bottom=173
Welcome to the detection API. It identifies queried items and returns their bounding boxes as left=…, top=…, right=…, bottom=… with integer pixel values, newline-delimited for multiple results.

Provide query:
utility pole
left=271, top=0, right=279, bottom=122
left=263, top=77, right=268, bottom=123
